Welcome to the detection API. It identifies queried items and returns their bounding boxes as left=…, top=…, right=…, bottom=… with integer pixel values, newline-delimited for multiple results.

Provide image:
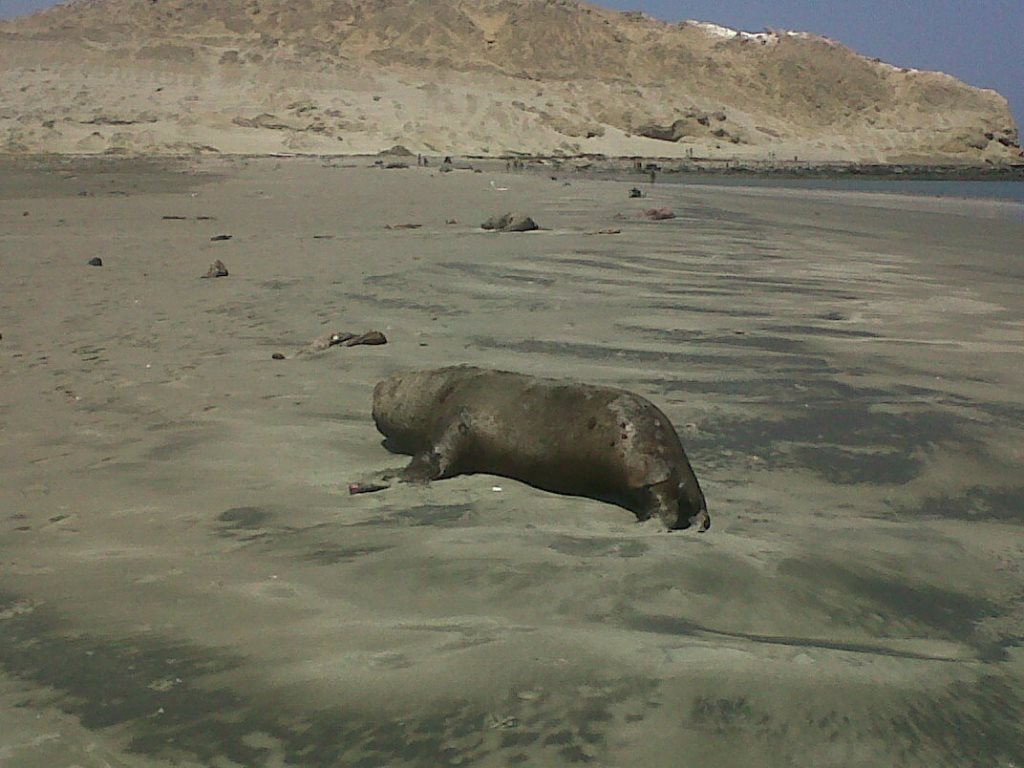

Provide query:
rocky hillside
left=1, top=0, right=1019, bottom=162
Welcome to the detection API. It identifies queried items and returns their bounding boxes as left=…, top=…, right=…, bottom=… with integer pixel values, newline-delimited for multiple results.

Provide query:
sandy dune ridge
left=0, top=0, right=1020, bottom=162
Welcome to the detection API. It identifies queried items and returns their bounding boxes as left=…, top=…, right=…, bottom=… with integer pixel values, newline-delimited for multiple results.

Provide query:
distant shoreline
left=3, top=150, right=1023, bottom=183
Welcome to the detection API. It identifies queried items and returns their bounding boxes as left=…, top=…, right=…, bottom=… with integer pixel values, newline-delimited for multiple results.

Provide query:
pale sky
left=2, top=0, right=1021, bottom=128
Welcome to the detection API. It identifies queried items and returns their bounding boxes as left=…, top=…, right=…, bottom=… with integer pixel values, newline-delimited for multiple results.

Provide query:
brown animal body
left=372, top=366, right=709, bottom=531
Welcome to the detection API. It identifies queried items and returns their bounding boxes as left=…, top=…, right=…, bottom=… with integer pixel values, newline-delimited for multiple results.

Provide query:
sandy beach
left=1, top=157, right=1022, bottom=767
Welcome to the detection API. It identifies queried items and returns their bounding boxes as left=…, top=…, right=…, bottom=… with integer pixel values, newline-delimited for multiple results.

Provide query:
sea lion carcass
left=371, top=366, right=709, bottom=531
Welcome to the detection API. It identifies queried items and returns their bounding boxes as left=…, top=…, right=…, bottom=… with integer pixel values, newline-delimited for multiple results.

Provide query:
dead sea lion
left=372, top=366, right=709, bottom=531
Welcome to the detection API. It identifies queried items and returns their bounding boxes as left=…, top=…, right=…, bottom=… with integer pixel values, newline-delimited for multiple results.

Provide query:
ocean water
left=668, top=176, right=1024, bottom=205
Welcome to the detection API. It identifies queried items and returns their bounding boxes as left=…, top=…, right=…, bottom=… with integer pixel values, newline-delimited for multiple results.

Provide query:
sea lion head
left=664, top=470, right=709, bottom=532
left=678, top=477, right=710, bottom=532
left=372, top=367, right=476, bottom=453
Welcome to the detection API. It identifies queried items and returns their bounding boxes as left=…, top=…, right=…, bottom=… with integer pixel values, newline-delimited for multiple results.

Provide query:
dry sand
left=1, top=157, right=1022, bottom=767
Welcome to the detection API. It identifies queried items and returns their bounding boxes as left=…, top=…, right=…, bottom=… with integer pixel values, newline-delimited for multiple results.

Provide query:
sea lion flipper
left=399, top=407, right=473, bottom=483
left=400, top=452, right=443, bottom=483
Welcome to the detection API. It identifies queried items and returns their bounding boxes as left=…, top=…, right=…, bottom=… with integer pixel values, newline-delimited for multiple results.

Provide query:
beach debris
left=587, top=228, right=622, bottom=235
left=348, top=482, right=389, bottom=495
left=641, top=207, right=676, bottom=220
left=272, top=353, right=286, bottom=360
left=87, top=257, right=103, bottom=267
left=201, top=259, right=229, bottom=278
left=210, top=234, right=233, bottom=241
left=628, top=187, right=645, bottom=198
left=345, top=331, right=387, bottom=347
left=304, top=330, right=388, bottom=353
left=307, top=331, right=353, bottom=352
left=312, top=234, right=335, bottom=239
left=162, top=215, right=187, bottom=220
left=488, top=715, right=520, bottom=730
left=481, top=213, right=539, bottom=232
left=445, top=218, right=458, bottom=225
left=384, top=223, right=422, bottom=230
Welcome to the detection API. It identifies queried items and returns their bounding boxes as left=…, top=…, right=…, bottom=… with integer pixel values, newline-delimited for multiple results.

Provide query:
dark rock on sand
left=629, top=187, right=645, bottom=198
left=201, top=259, right=229, bottom=278
left=210, top=234, right=233, bottom=241
left=344, top=331, right=387, bottom=347
left=87, top=257, right=103, bottom=266
left=481, top=213, right=540, bottom=232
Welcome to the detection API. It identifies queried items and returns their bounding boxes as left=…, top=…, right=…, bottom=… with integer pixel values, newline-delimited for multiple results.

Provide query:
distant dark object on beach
left=210, top=234, right=233, bottom=241
left=162, top=215, right=187, bottom=220
left=201, top=259, right=229, bottom=278
left=384, top=162, right=409, bottom=170
left=481, top=213, right=539, bottom=232
left=629, top=187, right=645, bottom=198
left=588, top=228, right=622, bottom=235
left=346, top=330, right=388, bottom=347
left=272, top=353, right=286, bottom=360
left=641, top=208, right=675, bottom=221
left=87, top=257, right=103, bottom=267
left=385, top=223, right=422, bottom=230
left=305, top=330, right=388, bottom=353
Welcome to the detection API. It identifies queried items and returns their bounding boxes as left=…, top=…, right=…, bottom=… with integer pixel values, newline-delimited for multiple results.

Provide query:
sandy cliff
left=0, top=0, right=1020, bottom=162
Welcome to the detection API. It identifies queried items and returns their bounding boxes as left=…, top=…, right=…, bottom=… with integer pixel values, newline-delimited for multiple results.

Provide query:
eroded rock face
left=0, top=0, right=1018, bottom=162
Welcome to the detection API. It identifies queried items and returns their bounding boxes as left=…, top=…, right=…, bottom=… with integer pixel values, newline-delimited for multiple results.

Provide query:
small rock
left=481, top=213, right=539, bottom=232
left=201, top=259, right=229, bottom=278
left=210, top=234, right=233, bottom=242
left=628, top=187, right=644, bottom=198
left=87, top=257, right=103, bottom=267
left=272, top=353, right=286, bottom=360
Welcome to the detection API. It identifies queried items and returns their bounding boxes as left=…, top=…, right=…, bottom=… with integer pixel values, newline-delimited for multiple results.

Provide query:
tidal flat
left=1, top=156, right=1022, bottom=767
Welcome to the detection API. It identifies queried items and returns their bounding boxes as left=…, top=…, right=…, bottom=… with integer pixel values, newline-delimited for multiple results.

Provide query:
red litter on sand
left=349, top=482, right=388, bottom=495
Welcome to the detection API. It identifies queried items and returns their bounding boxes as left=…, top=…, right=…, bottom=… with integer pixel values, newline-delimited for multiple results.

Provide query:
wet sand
left=1, top=157, right=1022, bottom=767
